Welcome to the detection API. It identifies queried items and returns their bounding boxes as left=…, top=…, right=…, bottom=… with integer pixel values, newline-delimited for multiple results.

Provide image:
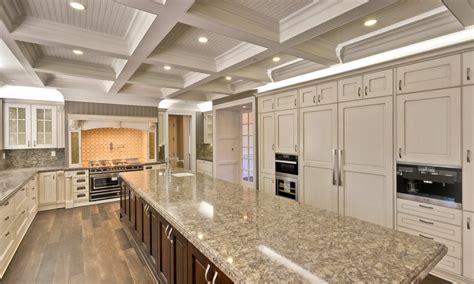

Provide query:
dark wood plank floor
left=1, top=202, right=154, bottom=284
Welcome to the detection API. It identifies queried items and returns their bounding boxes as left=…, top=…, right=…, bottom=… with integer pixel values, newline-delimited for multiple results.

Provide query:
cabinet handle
left=4, top=232, right=9, bottom=237
left=294, top=99, right=297, bottom=106
left=332, top=149, right=337, bottom=186
left=272, top=144, right=275, bottom=151
left=204, top=264, right=211, bottom=282
left=399, top=80, right=402, bottom=91
left=77, top=171, right=86, bottom=175
left=364, top=86, right=368, bottom=96
left=164, top=224, right=170, bottom=237
left=21, top=210, right=26, bottom=215
left=419, top=219, right=434, bottom=225
left=294, top=145, right=297, bottom=152
left=4, top=216, right=9, bottom=221
left=168, top=228, right=173, bottom=243
left=28, top=141, right=30, bottom=147
left=357, top=87, right=361, bottom=97
left=4, top=201, right=9, bottom=206
left=338, top=149, right=343, bottom=186
left=318, top=94, right=321, bottom=103
left=33, top=140, right=36, bottom=147
left=212, top=271, right=218, bottom=284
left=271, top=102, right=274, bottom=110
left=32, top=197, right=36, bottom=200
left=467, top=67, right=471, bottom=81
left=468, top=217, right=471, bottom=230
left=312, top=96, right=316, bottom=104
left=21, top=187, right=25, bottom=191
left=418, top=204, right=433, bottom=210
left=467, top=150, right=471, bottom=163
left=419, top=234, right=434, bottom=240
left=399, top=148, right=402, bottom=159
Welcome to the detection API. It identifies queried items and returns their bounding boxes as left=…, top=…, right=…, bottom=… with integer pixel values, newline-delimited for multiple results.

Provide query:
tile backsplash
left=196, top=144, right=213, bottom=161
left=3, top=148, right=65, bottom=169
left=81, top=128, right=148, bottom=165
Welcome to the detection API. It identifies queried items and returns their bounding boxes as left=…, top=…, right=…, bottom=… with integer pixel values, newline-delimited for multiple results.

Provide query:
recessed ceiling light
left=69, top=2, right=86, bottom=10
left=272, top=56, right=281, bottom=62
left=242, top=105, right=247, bottom=109
left=198, top=37, right=208, bottom=43
left=225, top=76, right=232, bottom=81
left=72, top=49, right=83, bottom=55
left=364, top=19, right=377, bottom=26
left=164, top=65, right=172, bottom=70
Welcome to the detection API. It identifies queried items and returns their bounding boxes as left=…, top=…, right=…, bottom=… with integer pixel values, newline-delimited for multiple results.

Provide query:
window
left=241, top=112, right=254, bottom=183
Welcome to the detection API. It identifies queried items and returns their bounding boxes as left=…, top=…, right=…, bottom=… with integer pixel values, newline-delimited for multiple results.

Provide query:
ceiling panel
left=39, top=45, right=115, bottom=66
left=20, top=0, right=138, bottom=37
left=137, top=63, right=192, bottom=77
left=0, top=39, right=32, bottom=84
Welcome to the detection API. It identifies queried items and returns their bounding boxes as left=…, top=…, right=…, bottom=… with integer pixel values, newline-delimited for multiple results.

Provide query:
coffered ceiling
left=0, top=0, right=472, bottom=106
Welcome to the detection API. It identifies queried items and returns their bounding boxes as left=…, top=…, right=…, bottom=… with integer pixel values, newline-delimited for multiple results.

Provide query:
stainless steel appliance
left=89, top=158, right=143, bottom=201
left=396, top=163, right=462, bottom=209
left=275, top=153, right=298, bottom=200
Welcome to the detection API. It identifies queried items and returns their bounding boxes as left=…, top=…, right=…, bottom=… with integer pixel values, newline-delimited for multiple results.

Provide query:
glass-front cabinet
left=3, top=103, right=58, bottom=149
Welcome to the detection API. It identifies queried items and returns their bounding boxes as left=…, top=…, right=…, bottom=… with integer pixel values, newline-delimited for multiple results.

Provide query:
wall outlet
left=51, top=150, right=56, bottom=157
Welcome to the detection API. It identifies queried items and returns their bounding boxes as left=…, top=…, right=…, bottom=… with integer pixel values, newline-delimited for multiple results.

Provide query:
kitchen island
left=119, top=169, right=447, bottom=283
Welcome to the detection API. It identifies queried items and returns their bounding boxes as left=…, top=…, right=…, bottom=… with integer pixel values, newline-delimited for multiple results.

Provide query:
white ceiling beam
left=147, top=49, right=217, bottom=73
left=194, top=82, right=234, bottom=95
left=33, top=58, right=116, bottom=82
left=128, top=72, right=184, bottom=89
left=113, top=0, right=165, bottom=14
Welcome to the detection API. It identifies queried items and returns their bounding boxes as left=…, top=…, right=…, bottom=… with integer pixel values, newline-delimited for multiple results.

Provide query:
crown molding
left=215, top=42, right=267, bottom=72
left=291, top=37, right=338, bottom=65
left=442, top=0, right=474, bottom=27
left=62, top=89, right=159, bottom=107
left=183, top=72, right=211, bottom=88
left=271, top=60, right=325, bottom=82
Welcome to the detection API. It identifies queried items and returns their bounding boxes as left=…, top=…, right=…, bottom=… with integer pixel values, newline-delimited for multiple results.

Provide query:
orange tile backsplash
left=81, top=128, right=147, bottom=165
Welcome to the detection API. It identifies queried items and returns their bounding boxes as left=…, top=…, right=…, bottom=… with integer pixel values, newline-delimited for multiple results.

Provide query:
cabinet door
left=299, top=86, right=316, bottom=108
left=274, top=110, right=297, bottom=154
left=259, top=173, right=275, bottom=196
left=159, top=218, right=171, bottom=284
left=4, top=103, right=31, bottom=149
left=187, top=243, right=213, bottom=284
left=463, top=211, right=474, bottom=280
left=300, top=104, right=338, bottom=212
left=257, top=95, right=274, bottom=113
left=143, top=204, right=151, bottom=255
left=363, top=69, right=393, bottom=98
left=136, top=195, right=143, bottom=242
left=170, top=227, right=187, bottom=284
left=464, top=51, right=474, bottom=85
left=32, top=105, right=57, bottom=148
left=316, top=81, right=337, bottom=105
left=38, top=172, right=57, bottom=205
left=210, top=266, right=233, bottom=284
left=275, top=90, right=298, bottom=110
left=130, top=191, right=136, bottom=230
left=338, top=97, right=393, bottom=227
left=258, top=113, right=275, bottom=174
left=158, top=112, right=166, bottom=145
left=397, top=88, right=461, bottom=166
left=463, top=86, right=474, bottom=212
left=338, top=76, right=362, bottom=102
left=396, top=55, right=461, bottom=94
left=150, top=208, right=160, bottom=274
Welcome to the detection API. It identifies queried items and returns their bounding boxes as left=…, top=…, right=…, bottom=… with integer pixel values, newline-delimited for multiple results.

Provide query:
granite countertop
left=120, top=170, right=447, bottom=283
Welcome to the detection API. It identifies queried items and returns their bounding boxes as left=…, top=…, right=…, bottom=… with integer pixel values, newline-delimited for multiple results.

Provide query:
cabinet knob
left=467, top=150, right=471, bottom=163
left=313, top=96, right=316, bottom=104
left=399, top=148, right=402, bottom=159
left=468, top=217, right=471, bottom=230
left=318, top=94, right=321, bottom=103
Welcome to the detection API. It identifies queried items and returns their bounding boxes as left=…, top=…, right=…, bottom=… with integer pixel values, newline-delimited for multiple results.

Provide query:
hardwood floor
left=1, top=202, right=154, bottom=284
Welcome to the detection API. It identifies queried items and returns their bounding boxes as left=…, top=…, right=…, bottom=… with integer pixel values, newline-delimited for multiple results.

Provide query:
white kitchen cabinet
left=203, top=112, right=213, bottom=144
left=158, top=112, right=166, bottom=145
left=258, top=95, right=275, bottom=113
left=463, top=211, right=474, bottom=280
left=397, top=88, right=461, bottom=166
left=197, top=159, right=213, bottom=177
left=463, top=85, right=474, bottom=212
left=27, top=176, right=38, bottom=220
left=464, top=51, right=474, bottom=85
left=363, top=69, right=393, bottom=98
left=338, top=97, right=393, bottom=227
left=396, top=55, right=461, bottom=94
left=38, top=172, right=57, bottom=207
left=338, top=76, right=362, bottom=102
left=56, top=171, right=65, bottom=206
left=274, top=109, right=298, bottom=154
left=300, top=104, right=338, bottom=212
left=299, top=86, right=316, bottom=108
left=31, top=105, right=57, bottom=148
left=4, top=103, right=31, bottom=149
left=258, top=112, right=275, bottom=174
left=259, top=173, right=275, bottom=196
left=274, top=90, right=298, bottom=111
left=316, top=81, right=338, bottom=105
left=56, top=105, right=65, bottom=148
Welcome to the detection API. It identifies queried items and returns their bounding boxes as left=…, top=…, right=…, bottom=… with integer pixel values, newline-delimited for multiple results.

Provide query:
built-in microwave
left=396, top=163, right=462, bottom=209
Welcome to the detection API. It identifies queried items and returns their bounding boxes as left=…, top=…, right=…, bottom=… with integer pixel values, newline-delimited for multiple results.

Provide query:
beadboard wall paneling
left=65, top=101, right=158, bottom=117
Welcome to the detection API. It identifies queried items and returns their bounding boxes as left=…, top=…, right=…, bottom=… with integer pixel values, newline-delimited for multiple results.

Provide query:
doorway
left=168, top=114, right=192, bottom=170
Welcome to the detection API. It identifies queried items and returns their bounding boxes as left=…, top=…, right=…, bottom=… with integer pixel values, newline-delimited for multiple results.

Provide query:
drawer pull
left=21, top=210, right=26, bottom=215
left=3, top=201, right=9, bottom=206
left=467, top=150, right=471, bottom=163
left=77, top=186, right=86, bottom=191
left=212, top=271, right=218, bottom=284
left=399, top=147, right=402, bottom=159
left=77, top=193, right=86, bottom=198
left=77, top=171, right=86, bottom=175
left=76, top=179, right=86, bottom=183
left=204, top=264, right=211, bottom=282
left=467, top=67, right=471, bottom=81
left=4, top=216, right=9, bottom=221
left=419, top=219, right=434, bottom=225
left=399, top=80, right=402, bottom=91
left=318, top=94, right=321, bottom=103
left=418, top=204, right=434, bottom=210
left=313, top=96, right=316, bottom=104
left=32, top=197, right=36, bottom=200
left=145, top=166, right=152, bottom=170
left=4, top=232, right=10, bottom=237
left=358, top=87, right=361, bottom=97
left=419, top=234, right=434, bottom=240
left=21, top=187, right=26, bottom=191
left=468, top=217, right=471, bottom=230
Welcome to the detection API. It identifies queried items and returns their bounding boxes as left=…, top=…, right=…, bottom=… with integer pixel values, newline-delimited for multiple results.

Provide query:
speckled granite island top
left=120, top=170, right=447, bottom=283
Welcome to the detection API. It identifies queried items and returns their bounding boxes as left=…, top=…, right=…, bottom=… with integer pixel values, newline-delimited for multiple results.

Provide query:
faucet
left=166, top=157, right=185, bottom=175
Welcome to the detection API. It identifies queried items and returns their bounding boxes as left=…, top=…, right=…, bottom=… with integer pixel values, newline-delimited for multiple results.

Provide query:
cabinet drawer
left=398, top=226, right=462, bottom=259
left=0, top=199, right=13, bottom=220
left=14, top=206, right=28, bottom=238
left=436, top=255, right=462, bottom=275
left=0, top=207, right=13, bottom=236
left=0, top=225, right=15, bottom=269
left=73, top=183, right=89, bottom=193
left=397, top=198, right=461, bottom=226
left=317, top=81, right=338, bottom=105
left=74, top=192, right=89, bottom=202
left=258, top=95, right=275, bottom=113
left=275, top=90, right=298, bottom=110
left=397, top=212, right=461, bottom=242
left=73, top=177, right=88, bottom=185
left=363, top=69, right=393, bottom=98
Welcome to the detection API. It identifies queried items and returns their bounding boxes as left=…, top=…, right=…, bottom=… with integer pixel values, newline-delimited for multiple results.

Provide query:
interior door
left=274, top=109, right=297, bottom=154
left=258, top=112, right=275, bottom=174
left=396, top=88, right=461, bottom=166
left=215, top=110, right=240, bottom=183
left=338, top=97, right=393, bottom=227
left=300, top=104, right=338, bottom=213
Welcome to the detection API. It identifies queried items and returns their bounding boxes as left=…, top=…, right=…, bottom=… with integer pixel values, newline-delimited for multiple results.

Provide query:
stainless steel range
left=89, top=158, right=143, bottom=201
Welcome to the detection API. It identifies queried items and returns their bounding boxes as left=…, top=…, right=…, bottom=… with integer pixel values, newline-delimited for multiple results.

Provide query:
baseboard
left=72, top=198, right=120, bottom=208
left=432, top=268, right=474, bottom=284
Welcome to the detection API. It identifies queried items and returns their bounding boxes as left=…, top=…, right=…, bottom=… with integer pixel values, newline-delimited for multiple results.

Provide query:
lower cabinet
left=259, top=173, right=275, bottom=196
left=120, top=183, right=233, bottom=284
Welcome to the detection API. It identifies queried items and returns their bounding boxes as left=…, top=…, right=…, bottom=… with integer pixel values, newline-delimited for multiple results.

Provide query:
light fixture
left=198, top=37, right=208, bottom=43
left=69, top=1, right=86, bottom=10
left=242, top=105, right=247, bottom=109
left=164, top=65, right=171, bottom=70
left=72, top=49, right=83, bottom=55
left=225, top=76, right=232, bottom=81
left=364, top=19, right=377, bottom=26
left=272, top=56, right=281, bottom=62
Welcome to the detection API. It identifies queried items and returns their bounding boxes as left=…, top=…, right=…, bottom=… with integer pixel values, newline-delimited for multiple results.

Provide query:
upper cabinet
left=274, top=109, right=298, bottom=154
left=4, top=103, right=61, bottom=150
left=203, top=111, right=213, bottom=144
left=257, top=95, right=275, bottom=113
left=274, top=90, right=298, bottom=111
left=338, top=69, right=393, bottom=102
left=463, top=51, right=474, bottom=85
left=396, top=55, right=461, bottom=94
left=338, top=76, right=363, bottom=102
left=299, top=81, right=338, bottom=108
left=396, top=88, right=461, bottom=166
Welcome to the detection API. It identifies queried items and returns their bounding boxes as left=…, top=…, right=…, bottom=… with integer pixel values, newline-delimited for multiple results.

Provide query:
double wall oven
left=275, top=153, right=298, bottom=200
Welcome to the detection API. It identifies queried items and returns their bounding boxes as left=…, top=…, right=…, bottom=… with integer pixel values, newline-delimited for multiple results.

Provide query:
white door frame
left=165, top=110, right=196, bottom=173
left=213, top=97, right=257, bottom=188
